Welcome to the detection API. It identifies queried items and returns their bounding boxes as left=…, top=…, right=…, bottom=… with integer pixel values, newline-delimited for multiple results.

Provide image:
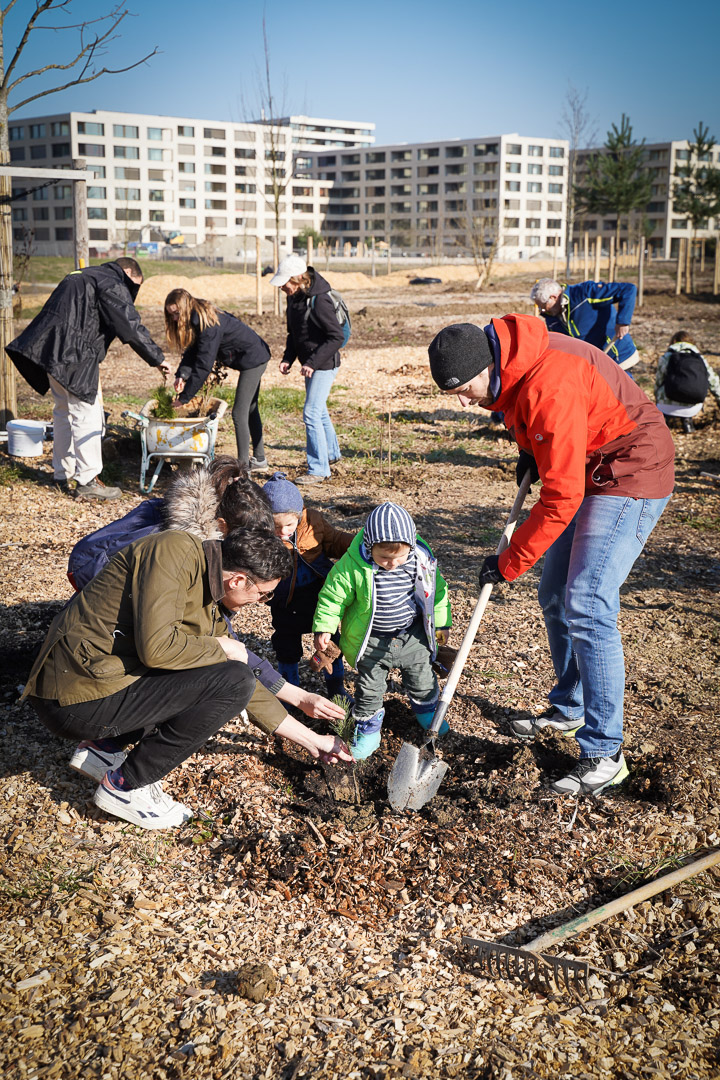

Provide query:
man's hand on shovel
left=479, top=554, right=507, bottom=587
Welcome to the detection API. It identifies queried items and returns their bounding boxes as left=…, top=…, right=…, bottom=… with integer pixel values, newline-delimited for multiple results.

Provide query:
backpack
left=67, top=499, right=165, bottom=591
left=663, top=347, right=709, bottom=405
left=306, top=289, right=351, bottom=347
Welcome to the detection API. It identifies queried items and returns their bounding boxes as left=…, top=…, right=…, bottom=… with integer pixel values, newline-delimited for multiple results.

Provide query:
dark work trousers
left=270, top=581, right=333, bottom=664
left=232, top=362, right=267, bottom=464
left=28, top=661, right=255, bottom=790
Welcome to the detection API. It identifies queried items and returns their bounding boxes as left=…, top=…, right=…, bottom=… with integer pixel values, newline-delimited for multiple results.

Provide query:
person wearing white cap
left=271, top=254, right=345, bottom=484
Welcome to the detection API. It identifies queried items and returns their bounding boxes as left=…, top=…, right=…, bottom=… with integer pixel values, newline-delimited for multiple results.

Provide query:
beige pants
left=48, top=375, right=104, bottom=485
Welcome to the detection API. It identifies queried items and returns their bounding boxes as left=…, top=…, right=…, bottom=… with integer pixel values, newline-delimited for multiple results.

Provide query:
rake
left=463, top=847, right=720, bottom=994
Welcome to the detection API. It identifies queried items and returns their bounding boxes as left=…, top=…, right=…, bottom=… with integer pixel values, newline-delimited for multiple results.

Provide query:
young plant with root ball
left=330, top=695, right=360, bottom=805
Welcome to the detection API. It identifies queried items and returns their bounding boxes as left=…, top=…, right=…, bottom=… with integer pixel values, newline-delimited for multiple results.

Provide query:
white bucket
left=7, top=419, right=47, bottom=458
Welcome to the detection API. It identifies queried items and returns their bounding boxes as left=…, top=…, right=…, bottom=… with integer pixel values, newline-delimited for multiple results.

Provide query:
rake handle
left=426, top=470, right=533, bottom=738
left=527, top=848, right=720, bottom=954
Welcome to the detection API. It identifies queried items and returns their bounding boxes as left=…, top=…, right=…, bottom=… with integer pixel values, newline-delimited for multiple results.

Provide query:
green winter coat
left=312, top=531, right=451, bottom=668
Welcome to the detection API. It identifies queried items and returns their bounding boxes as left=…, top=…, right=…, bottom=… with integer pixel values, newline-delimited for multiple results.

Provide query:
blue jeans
left=303, top=368, right=340, bottom=476
left=538, top=494, right=671, bottom=759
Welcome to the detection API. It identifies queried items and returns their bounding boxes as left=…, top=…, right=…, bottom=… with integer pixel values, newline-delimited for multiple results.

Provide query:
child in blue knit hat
left=313, top=501, right=452, bottom=760
left=262, top=472, right=354, bottom=699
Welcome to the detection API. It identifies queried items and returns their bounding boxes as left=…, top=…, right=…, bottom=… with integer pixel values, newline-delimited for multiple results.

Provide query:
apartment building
left=572, top=139, right=720, bottom=259
left=8, top=110, right=374, bottom=257
left=298, top=133, right=570, bottom=259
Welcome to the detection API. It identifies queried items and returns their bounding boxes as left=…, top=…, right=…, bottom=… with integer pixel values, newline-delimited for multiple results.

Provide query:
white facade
left=572, top=140, right=720, bottom=259
left=298, top=133, right=569, bottom=259
left=8, top=110, right=372, bottom=257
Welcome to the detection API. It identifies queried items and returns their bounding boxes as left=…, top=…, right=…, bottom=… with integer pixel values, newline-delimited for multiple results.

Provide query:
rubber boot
left=413, top=702, right=449, bottom=736
left=277, top=661, right=300, bottom=687
left=350, top=708, right=385, bottom=760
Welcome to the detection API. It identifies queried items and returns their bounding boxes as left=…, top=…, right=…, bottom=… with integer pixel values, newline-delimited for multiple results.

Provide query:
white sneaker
left=511, top=708, right=585, bottom=741
left=70, top=741, right=127, bottom=781
left=93, top=776, right=193, bottom=829
left=551, top=751, right=629, bottom=795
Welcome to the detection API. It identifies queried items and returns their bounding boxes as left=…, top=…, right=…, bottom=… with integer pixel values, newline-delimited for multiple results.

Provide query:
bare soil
left=1, top=266, right=720, bottom=1080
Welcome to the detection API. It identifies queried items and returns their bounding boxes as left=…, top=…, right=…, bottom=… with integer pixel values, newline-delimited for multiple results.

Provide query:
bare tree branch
left=2, top=1, right=24, bottom=20
left=8, top=46, right=158, bottom=113
left=2, top=0, right=58, bottom=89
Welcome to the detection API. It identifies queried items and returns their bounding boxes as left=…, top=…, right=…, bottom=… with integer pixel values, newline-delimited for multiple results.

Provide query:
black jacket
left=6, top=262, right=165, bottom=405
left=176, top=310, right=270, bottom=404
left=282, top=268, right=344, bottom=371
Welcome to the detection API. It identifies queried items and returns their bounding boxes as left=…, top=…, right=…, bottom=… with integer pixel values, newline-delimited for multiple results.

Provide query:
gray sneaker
left=94, top=776, right=193, bottom=829
left=75, top=478, right=121, bottom=500
left=295, top=473, right=327, bottom=485
left=511, top=707, right=585, bottom=740
left=551, top=750, right=629, bottom=795
left=249, top=457, right=269, bottom=472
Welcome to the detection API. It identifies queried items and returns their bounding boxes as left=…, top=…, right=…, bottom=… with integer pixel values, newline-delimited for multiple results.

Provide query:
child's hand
left=436, top=629, right=450, bottom=646
left=314, top=632, right=331, bottom=653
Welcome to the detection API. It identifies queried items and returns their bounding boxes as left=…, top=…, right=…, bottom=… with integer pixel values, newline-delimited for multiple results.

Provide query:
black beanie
left=428, top=323, right=494, bottom=390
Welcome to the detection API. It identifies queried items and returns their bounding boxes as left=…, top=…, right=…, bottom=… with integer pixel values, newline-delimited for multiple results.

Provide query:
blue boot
left=350, top=708, right=385, bottom=760
left=413, top=703, right=449, bottom=737
left=277, top=661, right=300, bottom=687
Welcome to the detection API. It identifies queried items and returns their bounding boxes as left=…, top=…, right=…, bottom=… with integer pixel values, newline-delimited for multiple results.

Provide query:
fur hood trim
left=164, top=468, right=223, bottom=541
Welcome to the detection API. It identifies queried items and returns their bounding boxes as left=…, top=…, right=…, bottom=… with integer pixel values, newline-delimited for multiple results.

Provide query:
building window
left=30, top=145, right=47, bottom=159
left=9, top=126, right=24, bottom=141
left=528, top=163, right=543, bottom=175
left=527, top=235, right=542, bottom=246
left=671, top=218, right=688, bottom=228
left=205, top=181, right=226, bottom=192
left=205, top=199, right=227, bottom=210
left=179, top=180, right=195, bottom=192
left=149, top=189, right=165, bottom=202
left=391, top=150, right=412, bottom=162
left=178, top=125, right=195, bottom=137
left=180, top=198, right=196, bottom=208
left=52, top=143, right=71, bottom=158
left=114, top=167, right=140, bottom=180
left=10, top=147, right=25, bottom=160
left=504, top=218, right=520, bottom=228
left=474, top=142, right=499, bottom=156
left=391, top=168, right=412, bottom=179
left=87, top=186, right=106, bottom=199
left=205, top=145, right=226, bottom=157
left=234, top=183, right=256, bottom=194
left=445, top=164, right=467, bottom=175
left=549, top=146, right=564, bottom=158
left=147, top=127, right=164, bottom=140
left=54, top=206, right=73, bottom=220
left=115, top=188, right=141, bottom=201
left=527, top=182, right=542, bottom=192
left=528, top=145, right=544, bottom=157
left=32, top=187, right=49, bottom=201
left=149, top=209, right=165, bottom=221
left=204, top=163, right=226, bottom=175
left=506, top=143, right=522, bottom=155
left=548, top=183, right=563, bottom=193
left=366, top=169, right=385, bottom=180
left=51, top=122, right=69, bottom=136
left=547, top=219, right=562, bottom=229
left=203, top=127, right=226, bottom=140
left=547, top=200, right=562, bottom=212
left=342, top=153, right=360, bottom=164
left=505, top=181, right=521, bottom=192
left=115, top=145, right=140, bottom=159
left=78, top=143, right=105, bottom=157
left=367, top=151, right=386, bottom=163
left=549, top=165, right=563, bottom=176
left=78, top=122, right=104, bottom=136
left=12, top=208, right=28, bottom=221
left=148, top=169, right=165, bottom=181
left=55, top=185, right=72, bottom=199
left=526, top=218, right=541, bottom=229
left=179, top=161, right=196, bottom=173
left=675, top=150, right=690, bottom=161
left=29, top=124, right=46, bottom=138
left=113, top=124, right=139, bottom=138
left=89, top=228, right=109, bottom=240
left=504, top=199, right=520, bottom=210
left=88, top=207, right=107, bottom=219
left=34, top=227, right=50, bottom=238
left=148, top=148, right=167, bottom=161
left=418, top=147, right=439, bottom=160
left=526, top=199, right=542, bottom=211
left=318, top=155, right=336, bottom=166
left=116, top=208, right=141, bottom=221
left=177, top=143, right=194, bottom=155
left=55, top=227, right=73, bottom=240
left=506, top=162, right=521, bottom=174
left=235, top=147, right=256, bottom=159
left=445, top=145, right=467, bottom=158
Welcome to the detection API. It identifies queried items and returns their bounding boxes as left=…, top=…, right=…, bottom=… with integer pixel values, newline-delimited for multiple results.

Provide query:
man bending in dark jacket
left=6, top=258, right=170, bottom=499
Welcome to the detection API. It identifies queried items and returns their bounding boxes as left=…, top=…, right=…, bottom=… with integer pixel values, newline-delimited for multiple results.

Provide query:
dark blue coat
left=544, top=280, right=637, bottom=366
left=176, top=310, right=270, bottom=404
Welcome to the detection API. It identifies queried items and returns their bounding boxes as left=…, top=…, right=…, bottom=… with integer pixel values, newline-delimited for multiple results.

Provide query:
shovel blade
left=387, top=740, right=450, bottom=811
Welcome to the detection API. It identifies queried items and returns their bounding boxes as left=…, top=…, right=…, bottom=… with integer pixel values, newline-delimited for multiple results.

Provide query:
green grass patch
left=20, top=255, right=238, bottom=287
left=677, top=514, right=720, bottom=531
left=0, top=461, right=25, bottom=486
left=259, top=386, right=306, bottom=418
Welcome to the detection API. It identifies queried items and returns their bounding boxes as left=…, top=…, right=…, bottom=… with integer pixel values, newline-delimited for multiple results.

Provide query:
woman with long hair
left=164, top=289, right=271, bottom=472
left=270, top=255, right=345, bottom=485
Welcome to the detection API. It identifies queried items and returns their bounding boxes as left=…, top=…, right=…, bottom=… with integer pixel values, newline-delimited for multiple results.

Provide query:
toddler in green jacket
left=313, top=502, right=451, bottom=759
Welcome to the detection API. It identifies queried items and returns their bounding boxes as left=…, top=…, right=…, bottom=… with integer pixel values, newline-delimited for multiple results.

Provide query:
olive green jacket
left=23, top=529, right=285, bottom=735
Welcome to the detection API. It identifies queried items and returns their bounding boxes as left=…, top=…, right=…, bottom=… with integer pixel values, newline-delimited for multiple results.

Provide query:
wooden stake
left=387, top=245, right=392, bottom=276
left=714, top=241, right=720, bottom=296
left=551, top=245, right=557, bottom=280
left=685, top=233, right=692, bottom=295
left=273, top=238, right=280, bottom=316
left=583, top=231, right=589, bottom=278
left=637, top=236, right=645, bottom=309
left=594, top=235, right=601, bottom=281
left=72, top=158, right=89, bottom=270
left=609, top=234, right=615, bottom=282
left=388, top=407, right=392, bottom=483
left=573, top=242, right=578, bottom=279
left=676, top=238, right=684, bottom=296
left=255, top=236, right=263, bottom=316
left=306, top=234, right=313, bottom=268
left=700, top=238, right=706, bottom=274
left=371, top=236, right=376, bottom=278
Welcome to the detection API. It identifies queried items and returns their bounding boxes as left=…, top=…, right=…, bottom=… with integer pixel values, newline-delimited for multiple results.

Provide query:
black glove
left=516, top=449, right=540, bottom=487
left=479, top=554, right=506, bottom=588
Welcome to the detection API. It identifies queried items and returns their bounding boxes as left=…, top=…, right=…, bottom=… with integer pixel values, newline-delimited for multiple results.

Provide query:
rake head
left=463, top=936, right=590, bottom=995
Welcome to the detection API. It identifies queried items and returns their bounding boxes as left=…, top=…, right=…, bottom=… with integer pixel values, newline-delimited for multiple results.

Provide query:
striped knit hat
left=364, top=502, right=416, bottom=549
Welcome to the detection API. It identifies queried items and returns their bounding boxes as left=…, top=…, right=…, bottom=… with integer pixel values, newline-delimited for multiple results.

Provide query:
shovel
left=387, top=471, right=533, bottom=811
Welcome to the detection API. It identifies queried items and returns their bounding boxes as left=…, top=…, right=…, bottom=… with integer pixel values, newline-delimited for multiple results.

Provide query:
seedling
left=330, top=695, right=360, bottom=805
left=150, top=384, right=177, bottom=419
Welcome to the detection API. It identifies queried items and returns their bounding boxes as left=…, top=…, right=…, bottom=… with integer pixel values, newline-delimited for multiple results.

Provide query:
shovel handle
left=426, top=471, right=533, bottom=738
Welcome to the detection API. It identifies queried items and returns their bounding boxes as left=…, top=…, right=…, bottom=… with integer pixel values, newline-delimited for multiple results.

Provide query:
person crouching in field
left=655, top=331, right=720, bottom=434
left=165, top=289, right=271, bottom=471
left=262, top=471, right=354, bottom=699
left=313, top=502, right=451, bottom=760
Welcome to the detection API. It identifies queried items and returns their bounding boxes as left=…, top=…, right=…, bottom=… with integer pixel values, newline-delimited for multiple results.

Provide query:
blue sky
left=6, top=0, right=720, bottom=147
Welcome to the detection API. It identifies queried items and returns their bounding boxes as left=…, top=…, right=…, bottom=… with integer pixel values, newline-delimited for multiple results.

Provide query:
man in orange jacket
left=428, top=316, right=675, bottom=796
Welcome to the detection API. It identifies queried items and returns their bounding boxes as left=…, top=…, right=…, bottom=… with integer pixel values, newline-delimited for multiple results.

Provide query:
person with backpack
left=271, top=254, right=350, bottom=485
left=530, top=278, right=640, bottom=372
left=655, top=331, right=720, bottom=434
left=165, top=289, right=271, bottom=471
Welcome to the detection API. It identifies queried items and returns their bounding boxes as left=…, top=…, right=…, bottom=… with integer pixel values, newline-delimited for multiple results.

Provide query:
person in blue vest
left=530, top=278, right=639, bottom=372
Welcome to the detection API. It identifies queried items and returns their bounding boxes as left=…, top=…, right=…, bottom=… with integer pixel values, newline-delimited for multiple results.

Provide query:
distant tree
left=559, top=84, right=597, bottom=279
left=295, top=226, right=322, bottom=254
left=673, top=122, right=720, bottom=292
left=574, top=114, right=652, bottom=267
left=0, top=1, right=158, bottom=426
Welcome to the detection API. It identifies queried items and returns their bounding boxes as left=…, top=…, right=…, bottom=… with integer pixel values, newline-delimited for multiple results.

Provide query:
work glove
left=516, top=449, right=540, bottom=487
left=479, top=554, right=506, bottom=588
